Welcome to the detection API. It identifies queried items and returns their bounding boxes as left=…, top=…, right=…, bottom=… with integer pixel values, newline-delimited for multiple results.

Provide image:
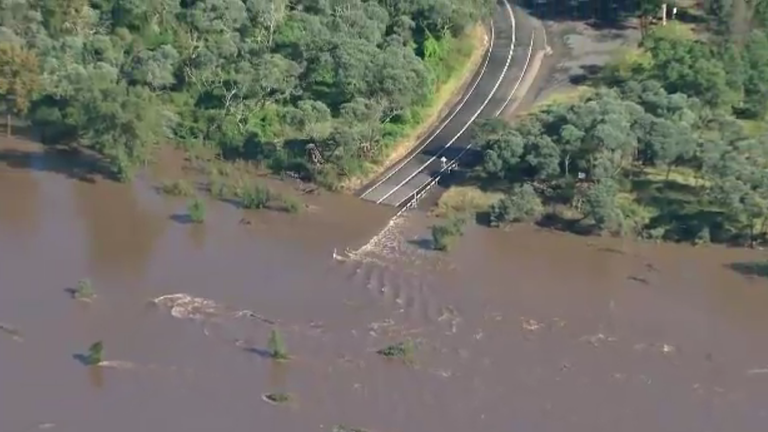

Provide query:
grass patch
left=653, top=20, right=699, bottom=40
left=187, top=197, right=206, bottom=223
left=526, top=85, right=593, bottom=115
left=740, top=119, right=768, bottom=137
left=239, top=184, right=273, bottom=209
left=433, top=186, right=502, bottom=218
left=207, top=173, right=302, bottom=214
left=159, top=179, right=195, bottom=197
left=638, top=166, right=706, bottom=187
left=340, top=25, right=489, bottom=191
left=262, top=392, right=293, bottom=405
left=238, top=184, right=301, bottom=213
left=376, top=339, right=416, bottom=365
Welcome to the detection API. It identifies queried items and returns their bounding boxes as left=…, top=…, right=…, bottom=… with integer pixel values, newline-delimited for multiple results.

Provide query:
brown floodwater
left=1, top=138, right=768, bottom=432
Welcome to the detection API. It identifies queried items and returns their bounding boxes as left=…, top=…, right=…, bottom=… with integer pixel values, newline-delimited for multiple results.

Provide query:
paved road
left=357, top=0, right=536, bottom=207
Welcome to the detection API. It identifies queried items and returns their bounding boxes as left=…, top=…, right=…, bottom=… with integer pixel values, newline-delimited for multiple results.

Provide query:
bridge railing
left=395, top=28, right=537, bottom=217
left=394, top=157, right=462, bottom=218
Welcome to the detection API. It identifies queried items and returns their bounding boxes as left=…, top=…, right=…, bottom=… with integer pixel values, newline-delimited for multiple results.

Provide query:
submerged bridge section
left=357, top=0, right=536, bottom=209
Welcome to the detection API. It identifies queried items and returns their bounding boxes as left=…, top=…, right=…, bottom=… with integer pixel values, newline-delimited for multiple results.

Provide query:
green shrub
left=86, top=341, right=103, bottom=365
left=431, top=215, right=466, bottom=251
left=187, top=197, right=206, bottom=223
left=376, top=339, right=416, bottom=365
left=160, top=179, right=195, bottom=197
left=262, top=392, right=292, bottom=405
left=74, top=278, right=95, bottom=300
left=278, top=194, right=301, bottom=213
left=267, top=328, right=289, bottom=361
left=489, top=183, right=544, bottom=227
left=240, top=184, right=273, bottom=209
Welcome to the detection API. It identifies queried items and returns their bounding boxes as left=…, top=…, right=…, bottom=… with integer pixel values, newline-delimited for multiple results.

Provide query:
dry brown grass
left=433, top=186, right=503, bottom=217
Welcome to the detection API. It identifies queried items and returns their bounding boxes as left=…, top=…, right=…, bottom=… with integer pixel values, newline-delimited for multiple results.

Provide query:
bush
left=431, top=215, right=466, bottom=251
left=187, top=197, right=206, bottom=223
left=160, top=179, right=195, bottom=197
left=489, top=183, right=544, bottom=227
left=267, top=328, right=289, bottom=361
left=262, top=392, right=292, bottom=405
left=85, top=341, right=103, bottom=366
left=376, top=339, right=416, bottom=365
left=279, top=195, right=301, bottom=213
left=616, top=194, right=656, bottom=236
left=240, top=184, right=273, bottom=209
left=74, top=278, right=95, bottom=300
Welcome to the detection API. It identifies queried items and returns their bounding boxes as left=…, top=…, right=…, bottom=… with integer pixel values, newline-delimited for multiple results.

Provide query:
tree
left=0, top=42, right=41, bottom=136
left=0, top=0, right=497, bottom=183
left=474, top=118, right=526, bottom=181
left=638, top=0, right=664, bottom=36
left=583, top=179, right=624, bottom=234
left=39, top=0, right=91, bottom=37
left=267, top=328, right=289, bottom=360
left=285, top=99, right=332, bottom=141
left=489, top=183, right=544, bottom=226
left=76, top=83, right=168, bottom=179
left=741, top=30, right=768, bottom=118
left=431, top=215, right=466, bottom=251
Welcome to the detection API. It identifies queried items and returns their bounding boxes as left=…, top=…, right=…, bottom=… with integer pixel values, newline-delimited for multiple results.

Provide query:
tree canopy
left=472, top=4, right=768, bottom=245
left=0, top=0, right=493, bottom=181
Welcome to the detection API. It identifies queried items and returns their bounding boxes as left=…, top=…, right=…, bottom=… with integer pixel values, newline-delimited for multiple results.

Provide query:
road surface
left=357, top=0, right=536, bottom=207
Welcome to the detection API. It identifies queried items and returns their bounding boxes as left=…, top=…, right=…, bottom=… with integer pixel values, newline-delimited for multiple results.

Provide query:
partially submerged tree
left=84, top=341, right=103, bottom=366
left=73, top=278, right=95, bottom=300
left=267, top=328, right=288, bottom=361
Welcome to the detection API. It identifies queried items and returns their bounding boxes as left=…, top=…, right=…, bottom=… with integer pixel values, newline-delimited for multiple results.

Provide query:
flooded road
left=1, top=138, right=768, bottom=432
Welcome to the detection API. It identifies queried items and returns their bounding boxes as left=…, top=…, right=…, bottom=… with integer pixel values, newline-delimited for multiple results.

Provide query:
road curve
left=357, top=0, right=533, bottom=207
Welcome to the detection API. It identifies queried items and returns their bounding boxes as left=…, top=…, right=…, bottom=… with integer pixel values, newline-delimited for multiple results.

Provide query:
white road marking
left=395, top=29, right=536, bottom=208
left=375, top=0, right=517, bottom=205
left=359, top=22, right=497, bottom=199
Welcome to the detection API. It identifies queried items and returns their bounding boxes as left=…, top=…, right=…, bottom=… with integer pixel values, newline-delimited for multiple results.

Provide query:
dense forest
left=0, top=0, right=493, bottom=183
left=470, top=0, right=768, bottom=246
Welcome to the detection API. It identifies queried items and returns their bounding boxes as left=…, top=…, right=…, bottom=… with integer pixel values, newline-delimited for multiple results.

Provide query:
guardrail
left=393, top=160, right=460, bottom=218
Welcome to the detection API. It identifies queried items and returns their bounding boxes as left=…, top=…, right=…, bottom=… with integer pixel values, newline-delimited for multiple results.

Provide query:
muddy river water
left=1, top=138, right=768, bottom=432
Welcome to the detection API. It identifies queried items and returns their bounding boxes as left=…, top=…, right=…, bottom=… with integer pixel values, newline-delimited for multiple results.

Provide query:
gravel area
left=520, top=19, right=642, bottom=109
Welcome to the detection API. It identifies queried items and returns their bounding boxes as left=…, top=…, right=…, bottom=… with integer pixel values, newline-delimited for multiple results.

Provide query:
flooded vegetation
left=2, top=137, right=768, bottom=432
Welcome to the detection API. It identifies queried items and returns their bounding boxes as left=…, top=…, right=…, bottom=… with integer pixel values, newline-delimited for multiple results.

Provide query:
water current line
left=344, top=212, right=409, bottom=260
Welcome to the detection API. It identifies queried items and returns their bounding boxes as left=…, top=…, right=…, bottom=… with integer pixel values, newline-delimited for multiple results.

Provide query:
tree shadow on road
left=516, top=0, right=639, bottom=30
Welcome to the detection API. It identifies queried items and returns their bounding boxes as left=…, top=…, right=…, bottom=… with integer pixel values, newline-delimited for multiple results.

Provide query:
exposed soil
left=511, top=18, right=642, bottom=115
